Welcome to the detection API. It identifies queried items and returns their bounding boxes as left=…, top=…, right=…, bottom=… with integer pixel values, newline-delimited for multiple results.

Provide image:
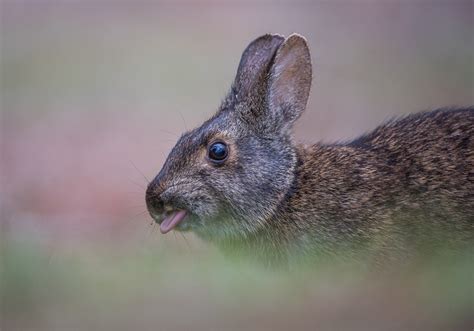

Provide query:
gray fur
left=146, top=33, right=473, bottom=266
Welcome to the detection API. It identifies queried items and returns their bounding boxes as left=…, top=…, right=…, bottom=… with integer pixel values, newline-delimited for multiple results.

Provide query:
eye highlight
left=208, top=141, right=228, bottom=163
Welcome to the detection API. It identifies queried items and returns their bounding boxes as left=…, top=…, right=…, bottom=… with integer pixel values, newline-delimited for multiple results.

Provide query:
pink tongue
left=160, top=210, right=188, bottom=234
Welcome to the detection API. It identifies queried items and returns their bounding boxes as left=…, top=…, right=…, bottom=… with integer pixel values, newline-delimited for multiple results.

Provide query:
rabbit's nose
left=145, top=184, right=165, bottom=221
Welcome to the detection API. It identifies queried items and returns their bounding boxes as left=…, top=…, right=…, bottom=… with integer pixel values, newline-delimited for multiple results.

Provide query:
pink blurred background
left=1, top=2, right=473, bottom=330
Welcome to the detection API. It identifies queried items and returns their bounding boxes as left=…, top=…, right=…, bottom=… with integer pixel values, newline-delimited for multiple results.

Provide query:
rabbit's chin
left=173, top=213, right=204, bottom=232
left=190, top=214, right=264, bottom=243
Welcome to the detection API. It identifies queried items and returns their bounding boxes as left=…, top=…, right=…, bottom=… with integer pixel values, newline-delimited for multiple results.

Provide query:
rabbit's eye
left=208, top=142, right=228, bottom=163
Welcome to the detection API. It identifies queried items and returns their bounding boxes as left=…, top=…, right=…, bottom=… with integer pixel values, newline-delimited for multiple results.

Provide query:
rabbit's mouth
left=158, top=210, right=189, bottom=234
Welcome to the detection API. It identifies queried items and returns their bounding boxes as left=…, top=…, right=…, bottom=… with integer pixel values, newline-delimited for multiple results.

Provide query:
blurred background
left=1, top=1, right=473, bottom=330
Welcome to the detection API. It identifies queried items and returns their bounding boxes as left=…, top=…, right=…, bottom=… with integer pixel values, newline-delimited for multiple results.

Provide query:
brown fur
left=146, top=33, right=473, bottom=266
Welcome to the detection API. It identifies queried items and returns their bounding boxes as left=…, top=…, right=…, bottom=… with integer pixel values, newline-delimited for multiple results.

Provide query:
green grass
left=2, top=229, right=472, bottom=331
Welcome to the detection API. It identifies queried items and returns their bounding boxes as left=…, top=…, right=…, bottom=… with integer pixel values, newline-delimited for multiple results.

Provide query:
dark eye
left=208, top=142, right=228, bottom=163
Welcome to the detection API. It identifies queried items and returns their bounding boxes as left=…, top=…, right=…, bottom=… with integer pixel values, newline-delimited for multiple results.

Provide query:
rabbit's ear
left=267, top=34, right=312, bottom=131
left=232, top=34, right=284, bottom=101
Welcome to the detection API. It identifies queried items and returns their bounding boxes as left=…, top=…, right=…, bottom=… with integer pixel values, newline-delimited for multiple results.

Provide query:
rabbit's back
left=284, top=108, right=473, bottom=262
left=350, top=108, right=474, bottom=203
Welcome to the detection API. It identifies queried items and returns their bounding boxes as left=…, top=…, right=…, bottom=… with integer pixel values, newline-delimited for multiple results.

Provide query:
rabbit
left=145, top=33, right=473, bottom=266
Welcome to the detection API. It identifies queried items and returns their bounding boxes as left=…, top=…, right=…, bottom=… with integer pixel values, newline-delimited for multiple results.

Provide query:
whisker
left=128, top=178, right=146, bottom=190
left=152, top=222, right=159, bottom=236
left=180, top=232, right=192, bottom=252
left=178, top=111, right=188, bottom=131
left=124, top=190, right=147, bottom=195
left=121, top=210, right=149, bottom=226
left=127, top=202, right=147, bottom=209
left=156, top=139, right=177, bottom=145
left=129, top=159, right=150, bottom=184
left=144, top=222, right=154, bottom=243
left=132, top=210, right=148, bottom=218
left=159, top=129, right=180, bottom=138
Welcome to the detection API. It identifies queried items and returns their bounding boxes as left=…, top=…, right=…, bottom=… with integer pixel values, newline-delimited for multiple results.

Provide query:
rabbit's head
left=146, top=34, right=312, bottom=241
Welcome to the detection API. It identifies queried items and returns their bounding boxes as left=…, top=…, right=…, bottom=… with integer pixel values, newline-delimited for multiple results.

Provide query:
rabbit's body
left=250, top=109, right=474, bottom=264
left=146, top=34, right=473, bottom=266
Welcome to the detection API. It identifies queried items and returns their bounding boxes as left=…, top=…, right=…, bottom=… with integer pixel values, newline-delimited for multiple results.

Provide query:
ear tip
left=244, top=34, right=285, bottom=53
left=284, top=33, right=309, bottom=48
left=256, top=33, right=285, bottom=43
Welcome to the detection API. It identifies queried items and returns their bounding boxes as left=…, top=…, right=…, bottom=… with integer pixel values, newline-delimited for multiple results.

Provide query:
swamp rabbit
left=146, top=34, right=473, bottom=266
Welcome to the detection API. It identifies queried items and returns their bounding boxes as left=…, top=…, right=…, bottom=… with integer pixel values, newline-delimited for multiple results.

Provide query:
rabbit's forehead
left=184, top=112, right=243, bottom=144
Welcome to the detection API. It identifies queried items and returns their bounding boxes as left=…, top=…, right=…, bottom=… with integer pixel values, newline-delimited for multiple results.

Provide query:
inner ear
left=232, top=34, right=284, bottom=102
left=268, top=34, right=312, bottom=131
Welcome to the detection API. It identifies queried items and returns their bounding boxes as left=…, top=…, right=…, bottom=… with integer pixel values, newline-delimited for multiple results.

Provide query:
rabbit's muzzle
left=145, top=182, right=189, bottom=234
left=145, top=184, right=165, bottom=220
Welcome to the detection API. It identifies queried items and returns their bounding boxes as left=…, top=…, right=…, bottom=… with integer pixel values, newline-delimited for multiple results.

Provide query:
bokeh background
left=1, top=1, right=473, bottom=330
